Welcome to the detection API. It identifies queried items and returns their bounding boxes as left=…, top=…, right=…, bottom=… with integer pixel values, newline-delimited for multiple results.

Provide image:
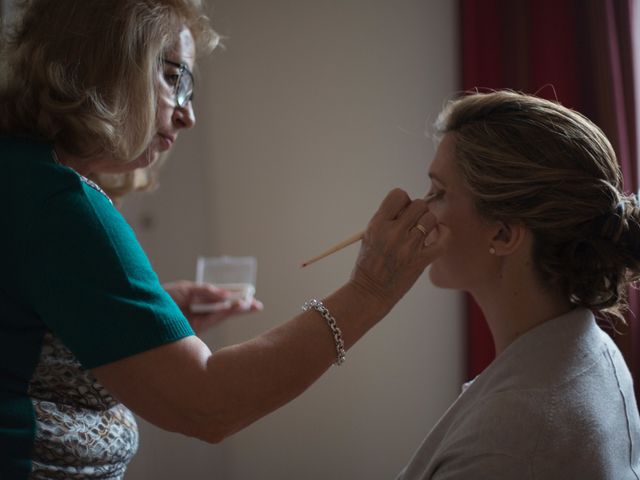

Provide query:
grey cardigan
left=397, top=308, right=640, bottom=480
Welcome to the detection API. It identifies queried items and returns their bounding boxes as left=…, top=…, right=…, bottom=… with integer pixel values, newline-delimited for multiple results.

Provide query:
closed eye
left=426, top=189, right=445, bottom=203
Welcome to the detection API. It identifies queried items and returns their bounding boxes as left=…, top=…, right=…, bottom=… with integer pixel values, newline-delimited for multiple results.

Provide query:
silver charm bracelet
left=302, top=299, right=346, bottom=366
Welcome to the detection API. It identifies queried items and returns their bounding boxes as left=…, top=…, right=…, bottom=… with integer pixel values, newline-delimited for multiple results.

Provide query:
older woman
left=0, top=1, right=443, bottom=478
left=397, top=91, right=640, bottom=479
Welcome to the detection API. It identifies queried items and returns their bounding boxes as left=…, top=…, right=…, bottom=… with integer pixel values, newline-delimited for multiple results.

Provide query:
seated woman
left=398, top=90, right=640, bottom=479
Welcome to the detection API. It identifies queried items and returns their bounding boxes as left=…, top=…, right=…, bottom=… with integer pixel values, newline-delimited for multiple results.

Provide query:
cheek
left=155, top=92, right=175, bottom=123
left=156, top=104, right=173, bottom=126
left=428, top=200, right=445, bottom=220
left=428, top=220, right=491, bottom=289
left=429, top=246, right=484, bottom=289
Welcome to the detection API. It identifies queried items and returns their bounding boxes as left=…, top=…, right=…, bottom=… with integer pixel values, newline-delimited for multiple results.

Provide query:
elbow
left=194, top=430, right=227, bottom=445
left=177, top=419, right=230, bottom=444
left=190, top=420, right=247, bottom=445
left=181, top=406, right=247, bottom=445
left=140, top=400, right=237, bottom=444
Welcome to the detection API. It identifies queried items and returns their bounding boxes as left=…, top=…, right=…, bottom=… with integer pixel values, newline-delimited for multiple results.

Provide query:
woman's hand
left=349, top=188, right=447, bottom=312
left=93, top=191, right=443, bottom=444
left=163, top=280, right=264, bottom=335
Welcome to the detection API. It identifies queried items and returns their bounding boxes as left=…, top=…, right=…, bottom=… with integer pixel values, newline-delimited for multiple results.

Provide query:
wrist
left=302, top=299, right=346, bottom=365
left=342, top=278, right=394, bottom=320
left=347, top=268, right=397, bottom=312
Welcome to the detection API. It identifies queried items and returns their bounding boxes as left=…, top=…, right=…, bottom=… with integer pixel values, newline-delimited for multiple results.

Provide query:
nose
left=173, top=101, right=196, bottom=129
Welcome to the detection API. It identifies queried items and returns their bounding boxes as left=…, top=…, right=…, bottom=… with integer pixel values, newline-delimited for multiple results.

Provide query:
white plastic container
left=191, top=255, right=257, bottom=313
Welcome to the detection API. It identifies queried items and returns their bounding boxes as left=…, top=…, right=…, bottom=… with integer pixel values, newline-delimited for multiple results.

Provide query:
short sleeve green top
left=0, top=136, right=194, bottom=479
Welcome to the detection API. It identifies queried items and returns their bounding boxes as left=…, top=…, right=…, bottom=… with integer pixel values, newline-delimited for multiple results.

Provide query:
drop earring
left=489, top=246, right=496, bottom=255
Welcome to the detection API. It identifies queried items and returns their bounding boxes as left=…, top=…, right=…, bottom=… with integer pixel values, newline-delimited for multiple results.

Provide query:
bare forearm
left=192, top=281, right=389, bottom=442
left=93, top=189, right=440, bottom=443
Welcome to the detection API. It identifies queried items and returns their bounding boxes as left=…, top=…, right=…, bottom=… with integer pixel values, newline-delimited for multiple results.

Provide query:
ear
left=490, top=221, right=527, bottom=256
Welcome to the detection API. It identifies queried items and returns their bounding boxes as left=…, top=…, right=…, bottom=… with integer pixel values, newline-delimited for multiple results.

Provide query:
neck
left=470, top=253, right=573, bottom=356
left=53, top=144, right=96, bottom=177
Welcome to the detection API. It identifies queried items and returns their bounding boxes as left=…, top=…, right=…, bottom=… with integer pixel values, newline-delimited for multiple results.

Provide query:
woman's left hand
left=163, top=280, right=264, bottom=335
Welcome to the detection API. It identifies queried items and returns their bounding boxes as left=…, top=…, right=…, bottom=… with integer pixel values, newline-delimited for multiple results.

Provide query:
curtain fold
left=460, top=0, right=638, bottom=391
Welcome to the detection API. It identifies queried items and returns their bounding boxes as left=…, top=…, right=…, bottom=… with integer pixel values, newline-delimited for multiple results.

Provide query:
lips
left=158, top=133, right=176, bottom=150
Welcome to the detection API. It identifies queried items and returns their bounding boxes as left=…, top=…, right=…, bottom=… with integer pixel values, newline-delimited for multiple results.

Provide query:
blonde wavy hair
left=0, top=0, right=219, bottom=198
left=436, top=90, right=640, bottom=320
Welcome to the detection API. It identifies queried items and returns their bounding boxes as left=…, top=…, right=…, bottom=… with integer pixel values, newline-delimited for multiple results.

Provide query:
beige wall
left=123, top=0, right=462, bottom=478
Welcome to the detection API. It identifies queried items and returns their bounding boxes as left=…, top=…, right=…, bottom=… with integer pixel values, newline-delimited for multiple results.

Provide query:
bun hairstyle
left=435, top=90, right=640, bottom=320
left=0, top=0, right=219, bottom=198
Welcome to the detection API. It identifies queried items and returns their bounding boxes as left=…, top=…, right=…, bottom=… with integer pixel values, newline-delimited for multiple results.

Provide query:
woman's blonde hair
left=0, top=0, right=219, bottom=197
left=436, top=90, right=640, bottom=319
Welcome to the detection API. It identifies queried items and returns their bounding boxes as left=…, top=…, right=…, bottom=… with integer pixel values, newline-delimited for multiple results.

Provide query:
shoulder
left=1, top=136, right=91, bottom=276
left=0, top=135, right=121, bottom=234
left=423, top=380, right=633, bottom=480
left=443, top=319, right=640, bottom=477
left=0, top=135, right=85, bottom=212
left=479, top=309, right=615, bottom=393
left=398, top=389, right=539, bottom=480
left=448, top=386, right=551, bottom=456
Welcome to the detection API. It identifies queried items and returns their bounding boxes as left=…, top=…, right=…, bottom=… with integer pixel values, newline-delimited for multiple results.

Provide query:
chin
left=132, top=150, right=159, bottom=170
left=428, top=263, right=454, bottom=289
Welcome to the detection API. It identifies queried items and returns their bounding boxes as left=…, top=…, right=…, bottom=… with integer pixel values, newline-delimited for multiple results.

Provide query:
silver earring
left=489, top=246, right=496, bottom=255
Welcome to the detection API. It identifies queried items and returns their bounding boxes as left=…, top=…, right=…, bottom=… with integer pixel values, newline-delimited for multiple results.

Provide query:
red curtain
left=460, top=0, right=639, bottom=384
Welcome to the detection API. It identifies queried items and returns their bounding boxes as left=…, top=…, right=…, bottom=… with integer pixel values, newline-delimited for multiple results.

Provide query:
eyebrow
left=163, top=58, right=189, bottom=69
left=428, top=172, right=447, bottom=187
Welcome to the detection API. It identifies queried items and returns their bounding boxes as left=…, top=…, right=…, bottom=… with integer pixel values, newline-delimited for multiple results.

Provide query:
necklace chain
left=51, top=149, right=113, bottom=205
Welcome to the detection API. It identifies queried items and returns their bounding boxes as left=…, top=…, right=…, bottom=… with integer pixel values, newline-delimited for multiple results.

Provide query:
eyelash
left=164, top=73, right=180, bottom=86
left=428, top=188, right=445, bottom=201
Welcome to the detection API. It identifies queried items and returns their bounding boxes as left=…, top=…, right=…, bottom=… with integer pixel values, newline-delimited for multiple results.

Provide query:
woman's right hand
left=349, top=188, right=446, bottom=313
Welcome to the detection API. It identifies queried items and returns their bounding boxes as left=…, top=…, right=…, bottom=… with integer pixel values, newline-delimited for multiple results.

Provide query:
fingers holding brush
left=300, top=189, right=441, bottom=268
left=347, top=189, right=445, bottom=308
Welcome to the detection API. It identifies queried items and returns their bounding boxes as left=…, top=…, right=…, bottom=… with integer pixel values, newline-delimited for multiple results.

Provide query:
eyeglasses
left=162, top=58, right=194, bottom=108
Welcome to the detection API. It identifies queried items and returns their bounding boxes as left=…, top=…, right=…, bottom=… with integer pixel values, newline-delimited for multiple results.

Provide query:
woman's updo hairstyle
left=435, top=90, right=640, bottom=320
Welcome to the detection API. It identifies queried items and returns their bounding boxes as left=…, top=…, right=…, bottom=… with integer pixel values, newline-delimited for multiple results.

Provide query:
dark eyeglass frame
left=162, top=58, right=195, bottom=108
